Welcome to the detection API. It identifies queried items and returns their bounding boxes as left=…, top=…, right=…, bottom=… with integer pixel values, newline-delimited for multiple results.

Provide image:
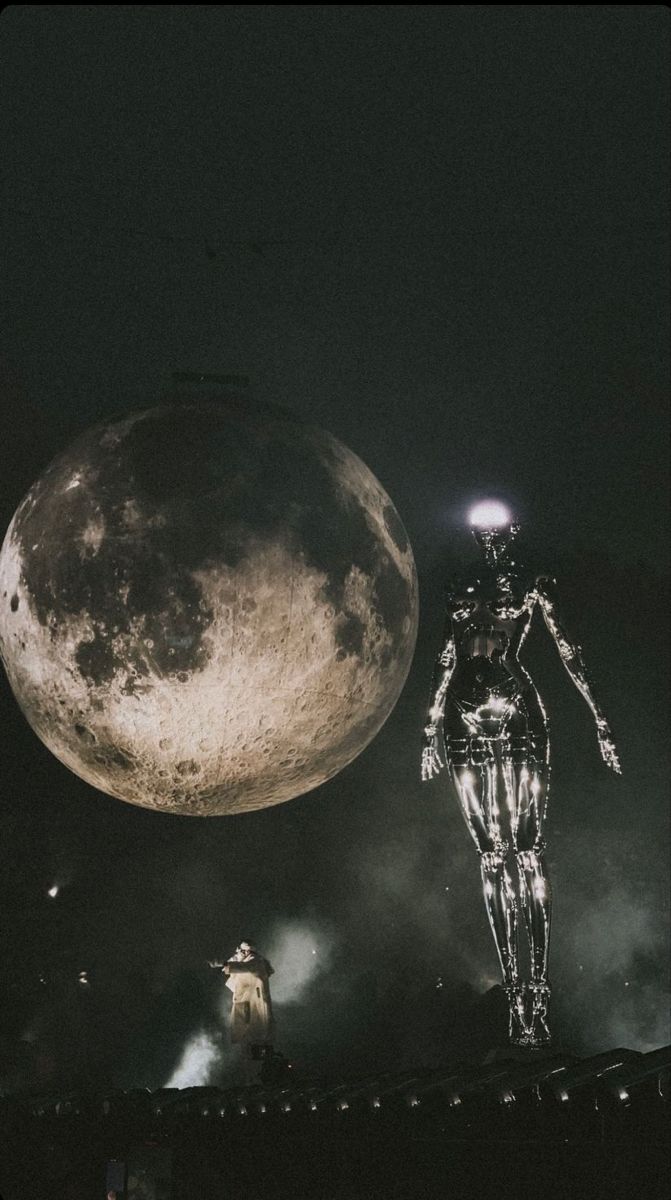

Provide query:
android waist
left=450, top=655, right=524, bottom=698
left=444, top=658, right=546, bottom=738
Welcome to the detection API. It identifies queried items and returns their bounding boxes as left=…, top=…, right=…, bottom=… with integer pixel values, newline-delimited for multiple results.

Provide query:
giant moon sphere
left=0, top=400, right=418, bottom=815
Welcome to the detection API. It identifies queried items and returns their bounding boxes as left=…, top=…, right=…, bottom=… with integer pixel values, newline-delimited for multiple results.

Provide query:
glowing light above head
left=468, top=500, right=511, bottom=529
left=47, top=885, right=59, bottom=898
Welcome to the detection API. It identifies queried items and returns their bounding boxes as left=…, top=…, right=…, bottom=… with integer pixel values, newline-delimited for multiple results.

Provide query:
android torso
left=445, top=563, right=538, bottom=683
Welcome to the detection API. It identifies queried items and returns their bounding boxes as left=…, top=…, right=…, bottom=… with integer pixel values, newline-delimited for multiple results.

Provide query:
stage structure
left=421, top=501, right=620, bottom=1045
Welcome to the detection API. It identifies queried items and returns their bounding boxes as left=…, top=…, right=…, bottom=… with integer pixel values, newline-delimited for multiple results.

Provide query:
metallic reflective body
left=421, top=519, right=620, bottom=1045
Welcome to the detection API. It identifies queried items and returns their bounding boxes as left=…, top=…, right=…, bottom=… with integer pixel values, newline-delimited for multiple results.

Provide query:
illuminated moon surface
left=0, top=400, right=418, bottom=815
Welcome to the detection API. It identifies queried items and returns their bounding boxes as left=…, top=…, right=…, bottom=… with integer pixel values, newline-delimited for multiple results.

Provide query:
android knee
left=480, top=836, right=509, bottom=873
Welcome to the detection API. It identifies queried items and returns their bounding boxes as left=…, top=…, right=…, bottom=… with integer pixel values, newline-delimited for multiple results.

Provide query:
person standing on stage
left=209, top=939, right=275, bottom=1074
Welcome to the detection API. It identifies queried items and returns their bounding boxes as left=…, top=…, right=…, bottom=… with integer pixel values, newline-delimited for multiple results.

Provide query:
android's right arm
left=421, top=614, right=457, bottom=781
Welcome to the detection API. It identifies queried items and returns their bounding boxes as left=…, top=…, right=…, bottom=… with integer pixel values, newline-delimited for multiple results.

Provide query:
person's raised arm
left=535, top=575, right=621, bottom=773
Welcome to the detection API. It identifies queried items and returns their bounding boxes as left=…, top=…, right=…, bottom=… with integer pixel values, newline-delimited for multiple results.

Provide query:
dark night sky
left=0, top=5, right=668, bottom=1092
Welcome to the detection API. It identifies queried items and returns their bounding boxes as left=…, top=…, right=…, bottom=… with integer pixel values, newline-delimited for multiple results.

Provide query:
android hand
left=421, top=729, right=444, bottom=781
left=597, top=720, right=621, bottom=774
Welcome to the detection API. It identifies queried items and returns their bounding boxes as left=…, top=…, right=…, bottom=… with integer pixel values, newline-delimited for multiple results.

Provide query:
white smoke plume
left=164, top=1030, right=221, bottom=1088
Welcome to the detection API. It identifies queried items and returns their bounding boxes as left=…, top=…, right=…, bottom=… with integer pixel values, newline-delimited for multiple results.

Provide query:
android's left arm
left=535, top=575, right=621, bottom=774
left=421, top=615, right=457, bottom=781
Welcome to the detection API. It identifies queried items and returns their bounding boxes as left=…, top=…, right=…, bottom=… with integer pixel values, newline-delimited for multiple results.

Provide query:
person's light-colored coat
left=225, top=954, right=274, bottom=1044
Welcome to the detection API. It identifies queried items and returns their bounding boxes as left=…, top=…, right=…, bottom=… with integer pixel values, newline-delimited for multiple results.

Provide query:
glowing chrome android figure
left=421, top=501, right=621, bottom=1046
